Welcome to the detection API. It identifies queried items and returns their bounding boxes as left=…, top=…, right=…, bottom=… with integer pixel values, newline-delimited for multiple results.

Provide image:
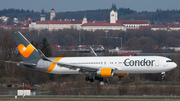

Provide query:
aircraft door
left=155, top=59, right=159, bottom=66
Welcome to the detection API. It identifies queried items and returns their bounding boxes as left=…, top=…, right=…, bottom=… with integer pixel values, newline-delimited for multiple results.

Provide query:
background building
left=110, top=4, right=118, bottom=23
left=40, top=8, right=45, bottom=21
left=17, top=85, right=36, bottom=96
left=151, top=25, right=167, bottom=31
left=50, top=8, right=56, bottom=20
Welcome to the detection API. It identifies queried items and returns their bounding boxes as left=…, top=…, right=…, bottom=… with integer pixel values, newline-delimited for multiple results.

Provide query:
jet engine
left=97, top=68, right=114, bottom=77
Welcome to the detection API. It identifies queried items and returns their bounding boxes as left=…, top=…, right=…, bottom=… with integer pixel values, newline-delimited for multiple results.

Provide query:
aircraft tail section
left=13, top=31, right=41, bottom=62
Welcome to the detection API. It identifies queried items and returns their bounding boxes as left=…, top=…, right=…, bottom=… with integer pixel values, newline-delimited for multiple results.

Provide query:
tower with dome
left=50, top=8, right=56, bottom=20
left=110, top=4, right=118, bottom=23
left=40, top=8, right=45, bottom=21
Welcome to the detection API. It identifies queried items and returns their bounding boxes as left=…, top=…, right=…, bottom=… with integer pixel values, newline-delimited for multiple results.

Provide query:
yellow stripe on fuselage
left=46, top=57, right=64, bottom=73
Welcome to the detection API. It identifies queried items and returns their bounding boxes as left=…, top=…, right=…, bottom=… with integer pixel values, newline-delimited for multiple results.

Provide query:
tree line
left=1, top=8, right=180, bottom=24
left=15, top=29, right=180, bottom=53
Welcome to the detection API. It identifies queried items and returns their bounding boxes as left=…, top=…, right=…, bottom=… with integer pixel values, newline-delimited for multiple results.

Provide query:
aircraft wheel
left=89, top=78, right=94, bottom=82
left=95, top=76, right=99, bottom=80
left=161, top=72, right=166, bottom=80
left=99, top=78, right=103, bottom=81
left=85, top=77, right=89, bottom=81
left=162, top=77, right=165, bottom=80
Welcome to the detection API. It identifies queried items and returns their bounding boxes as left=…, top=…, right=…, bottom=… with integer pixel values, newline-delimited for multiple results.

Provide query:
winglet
left=88, top=46, right=97, bottom=57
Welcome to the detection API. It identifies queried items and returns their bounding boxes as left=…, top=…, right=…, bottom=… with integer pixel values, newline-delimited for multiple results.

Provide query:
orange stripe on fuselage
left=46, top=57, right=64, bottom=73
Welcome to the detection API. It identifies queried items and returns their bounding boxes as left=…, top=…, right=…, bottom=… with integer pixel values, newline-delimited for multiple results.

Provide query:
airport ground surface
left=1, top=98, right=180, bottom=101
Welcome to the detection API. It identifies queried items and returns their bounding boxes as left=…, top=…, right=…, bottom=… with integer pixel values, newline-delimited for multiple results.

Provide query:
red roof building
left=35, top=20, right=82, bottom=24
left=116, top=20, right=149, bottom=24
left=151, top=24, right=167, bottom=31
left=139, top=26, right=150, bottom=29
left=115, top=20, right=150, bottom=31
left=18, top=85, right=36, bottom=90
left=93, top=20, right=107, bottom=23
left=17, top=85, right=36, bottom=96
left=151, top=25, right=166, bottom=28
left=29, top=20, right=83, bottom=31
left=82, top=23, right=122, bottom=26
left=168, top=23, right=180, bottom=27
left=168, top=23, right=180, bottom=31
left=4, top=25, right=29, bottom=30
left=81, top=22, right=125, bottom=31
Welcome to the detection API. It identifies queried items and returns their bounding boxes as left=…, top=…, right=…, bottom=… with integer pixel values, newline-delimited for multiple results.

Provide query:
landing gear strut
left=118, top=76, right=123, bottom=84
left=161, top=72, right=166, bottom=80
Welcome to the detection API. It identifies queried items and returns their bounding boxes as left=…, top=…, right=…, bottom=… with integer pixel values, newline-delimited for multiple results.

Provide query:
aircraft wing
left=37, top=49, right=99, bottom=72
left=51, top=60, right=99, bottom=72
left=5, top=61, right=36, bottom=66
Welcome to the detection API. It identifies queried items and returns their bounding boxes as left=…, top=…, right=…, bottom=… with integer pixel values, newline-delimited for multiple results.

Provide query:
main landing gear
left=94, top=76, right=103, bottom=81
left=161, top=72, right=166, bottom=80
left=85, top=76, right=103, bottom=82
left=85, top=77, right=94, bottom=82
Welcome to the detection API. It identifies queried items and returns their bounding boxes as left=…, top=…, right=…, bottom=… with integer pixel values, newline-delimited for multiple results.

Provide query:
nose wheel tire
left=161, top=72, right=166, bottom=80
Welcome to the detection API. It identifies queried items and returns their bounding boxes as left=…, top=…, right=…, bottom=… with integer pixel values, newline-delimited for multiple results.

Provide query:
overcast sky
left=1, top=0, right=180, bottom=12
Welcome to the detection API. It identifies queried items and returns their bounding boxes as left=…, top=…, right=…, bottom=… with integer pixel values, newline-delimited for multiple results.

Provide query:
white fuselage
left=36, top=56, right=177, bottom=74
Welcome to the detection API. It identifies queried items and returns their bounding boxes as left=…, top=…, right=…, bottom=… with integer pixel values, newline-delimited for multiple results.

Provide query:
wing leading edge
left=37, top=49, right=100, bottom=72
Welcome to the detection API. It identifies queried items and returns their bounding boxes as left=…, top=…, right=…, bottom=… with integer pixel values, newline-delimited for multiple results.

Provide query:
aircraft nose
left=172, top=62, right=177, bottom=69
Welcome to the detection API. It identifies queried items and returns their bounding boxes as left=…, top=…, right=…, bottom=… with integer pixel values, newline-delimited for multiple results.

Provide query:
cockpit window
left=166, top=60, right=173, bottom=62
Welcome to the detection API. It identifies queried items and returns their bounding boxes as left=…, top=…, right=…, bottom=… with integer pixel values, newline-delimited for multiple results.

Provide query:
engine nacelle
left=97, top=68, right=114, bottom=77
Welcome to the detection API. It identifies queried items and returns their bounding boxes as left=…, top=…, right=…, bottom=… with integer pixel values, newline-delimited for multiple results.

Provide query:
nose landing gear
left=161, top=72, right=166, bottom=80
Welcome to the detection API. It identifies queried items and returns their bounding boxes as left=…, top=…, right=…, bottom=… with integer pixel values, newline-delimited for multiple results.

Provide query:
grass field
left=134, top=82, right=180, bottom=85
left=0, top=98, right=180, bottom=101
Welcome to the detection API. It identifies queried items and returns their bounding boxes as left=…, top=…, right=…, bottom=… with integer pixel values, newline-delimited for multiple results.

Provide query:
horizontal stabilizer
left=5, top=61, right=36, bottom=66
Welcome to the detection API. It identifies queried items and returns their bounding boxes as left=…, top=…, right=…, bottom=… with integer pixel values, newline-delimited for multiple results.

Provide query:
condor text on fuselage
left=124, top=58, right=155, bottom=66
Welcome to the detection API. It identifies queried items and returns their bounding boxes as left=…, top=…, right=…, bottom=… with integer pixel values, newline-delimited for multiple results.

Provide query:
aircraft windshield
left=166, top=60, right=173, bottom=63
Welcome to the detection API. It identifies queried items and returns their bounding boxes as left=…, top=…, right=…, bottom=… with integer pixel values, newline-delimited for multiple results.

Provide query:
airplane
left=6, top=31, right=177, bottom=82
